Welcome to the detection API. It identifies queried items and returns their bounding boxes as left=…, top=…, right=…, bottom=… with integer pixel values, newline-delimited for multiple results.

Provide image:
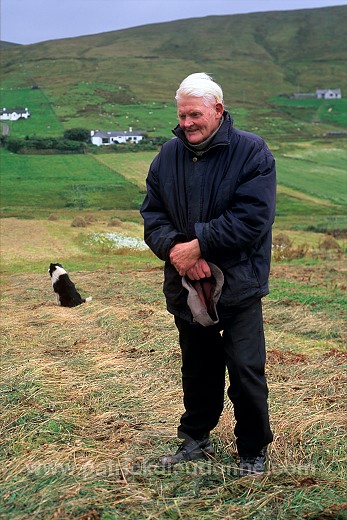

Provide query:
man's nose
left=183, top=117, right=194, bottom=128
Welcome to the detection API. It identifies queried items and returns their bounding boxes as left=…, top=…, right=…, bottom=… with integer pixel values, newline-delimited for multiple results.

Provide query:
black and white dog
left=48, top=263, right=92, bottom=307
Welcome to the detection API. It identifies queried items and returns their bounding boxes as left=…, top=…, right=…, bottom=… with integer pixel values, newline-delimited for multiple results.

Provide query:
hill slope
left=1, top=6, right=346, bottom=105
left=0, top=41, right=22, bottom=48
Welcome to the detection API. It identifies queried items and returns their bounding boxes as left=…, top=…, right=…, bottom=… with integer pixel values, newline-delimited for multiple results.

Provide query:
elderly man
left=140, top=73, right=276, bottom=476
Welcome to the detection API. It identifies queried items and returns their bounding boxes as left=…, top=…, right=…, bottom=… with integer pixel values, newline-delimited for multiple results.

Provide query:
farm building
left=316, top=89, right=342, bottom=99
left=293, top=88, right=342, bottom=100
left=0, top=107, right=31, bottom=121
left=90, top=128, right=146, bottom=146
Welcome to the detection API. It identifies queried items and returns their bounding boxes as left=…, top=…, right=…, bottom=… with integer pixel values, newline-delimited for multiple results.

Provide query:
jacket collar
left=172, top=110, right=234, bottom=154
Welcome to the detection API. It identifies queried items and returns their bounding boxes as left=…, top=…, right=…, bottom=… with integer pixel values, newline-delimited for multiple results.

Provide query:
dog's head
left=48, top=263, right=64, bottom=277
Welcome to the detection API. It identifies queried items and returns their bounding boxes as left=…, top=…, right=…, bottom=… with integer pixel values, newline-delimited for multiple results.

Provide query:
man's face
left=177, top=96, right=224, bottom=145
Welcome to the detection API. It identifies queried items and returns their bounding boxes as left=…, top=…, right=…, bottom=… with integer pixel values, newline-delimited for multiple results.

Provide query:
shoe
left=239, top=447, right=267, bottom=477
left=160, top=437, right=215, bottom=466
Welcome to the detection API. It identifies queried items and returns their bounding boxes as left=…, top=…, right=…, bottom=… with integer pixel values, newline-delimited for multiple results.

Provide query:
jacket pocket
left=218, top=252, right=260, bottom=304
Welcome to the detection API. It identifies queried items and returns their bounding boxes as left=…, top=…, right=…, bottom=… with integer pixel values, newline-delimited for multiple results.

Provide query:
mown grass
left=1, top=257, right=346, bottom=519
left=1, top=208, right=346, bottom=519
left=0, top=216, right=158, bottom=276
left=0, top=162, right=346, bottom=520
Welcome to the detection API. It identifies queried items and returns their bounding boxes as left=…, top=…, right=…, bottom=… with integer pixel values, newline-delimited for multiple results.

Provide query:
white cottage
left=0, top=107, right=31, bottom=121
left=316, top=89, right=342, bottom=99
left=90, top=127, right=146, bottom=146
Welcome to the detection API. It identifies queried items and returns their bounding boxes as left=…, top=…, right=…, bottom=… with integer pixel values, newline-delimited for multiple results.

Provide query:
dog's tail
left=84, top=296, right=93, bottom=302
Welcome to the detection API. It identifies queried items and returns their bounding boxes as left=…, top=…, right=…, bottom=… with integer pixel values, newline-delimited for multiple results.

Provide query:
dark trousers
left=174, top=299, right=273, bottom=456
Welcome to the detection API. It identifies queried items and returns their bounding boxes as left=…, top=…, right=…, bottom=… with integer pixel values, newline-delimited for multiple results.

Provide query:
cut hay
left=1, top=264, right=346, bottom=519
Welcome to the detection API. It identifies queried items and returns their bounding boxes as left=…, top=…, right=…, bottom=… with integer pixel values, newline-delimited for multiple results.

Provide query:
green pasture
left=50, top=82, right=178, bottom=137
left=2, top=85, right=346, bottom=145
left=244, top=98, right=347, bottom=139
left=1, top=84, right=178, bottom=139
left=92, top=151, right=157, bottom=190
left=85, top=142, right=347, bottom=214
left=272, top=97, right=347, bottom=128
left=0, top=150, right=142, bottom=215
left=276, top=146, right=347, bottom=206
left=0, top=87, right=63, bottom=137
left=1, top=139, right=346, bottom=233
left=6, top=85, right=347, bottom=144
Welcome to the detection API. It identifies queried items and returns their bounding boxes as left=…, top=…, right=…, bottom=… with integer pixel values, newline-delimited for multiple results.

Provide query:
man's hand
left=169, top=239, right=211, bottom=279
left=169, top=239, right=202, bottom=276
left=186, top=258, right=211, bottom=280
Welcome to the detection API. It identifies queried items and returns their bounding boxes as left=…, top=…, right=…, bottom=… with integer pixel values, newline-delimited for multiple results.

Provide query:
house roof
left=316, top=88, right=341, bottom=95
left=0, top=107, right=30, bottom=114
left=92, top=129, right=145, bottom=138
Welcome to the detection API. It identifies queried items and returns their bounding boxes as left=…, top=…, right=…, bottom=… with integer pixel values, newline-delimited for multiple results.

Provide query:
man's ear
left=215, top=102, right=224, bottom=116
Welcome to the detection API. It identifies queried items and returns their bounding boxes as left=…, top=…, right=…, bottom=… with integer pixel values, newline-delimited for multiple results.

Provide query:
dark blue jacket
left=140, top=112, right=276, bottom=321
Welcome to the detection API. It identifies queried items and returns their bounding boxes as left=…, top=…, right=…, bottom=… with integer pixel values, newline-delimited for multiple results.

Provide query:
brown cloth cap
left=182, top=263, right=224, bottom=326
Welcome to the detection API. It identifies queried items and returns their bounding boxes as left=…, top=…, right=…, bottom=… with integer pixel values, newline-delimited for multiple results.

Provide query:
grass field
left=1, top=92, right=347, bottom=520
left=92, top=151, right=157, bottom=190
left=2, top=85, right=347, bottom=142
left=276, top=146, right=347, bottom=206
left=1, top=87, right=250, bottom=140
left=1, top=215, right=346, bottom=519
left=1, top=140, right=346, bottom=235
left=271, top=97, right=347, bottom=129
left=0, top=88, right=63, bottom=137
left=0, top=150, right=143, bottom=216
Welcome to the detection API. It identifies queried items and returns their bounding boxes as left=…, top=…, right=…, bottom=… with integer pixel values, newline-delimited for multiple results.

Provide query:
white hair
left=175, top=72, right=224, bottom=105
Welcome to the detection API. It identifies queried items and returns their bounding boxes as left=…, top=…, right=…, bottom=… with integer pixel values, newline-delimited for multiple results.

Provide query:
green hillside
left=0, top=6, right=346, bottom=233
left=1, top=6, right=346, bottom=123
left=0, top=41, right=21, bottom=49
